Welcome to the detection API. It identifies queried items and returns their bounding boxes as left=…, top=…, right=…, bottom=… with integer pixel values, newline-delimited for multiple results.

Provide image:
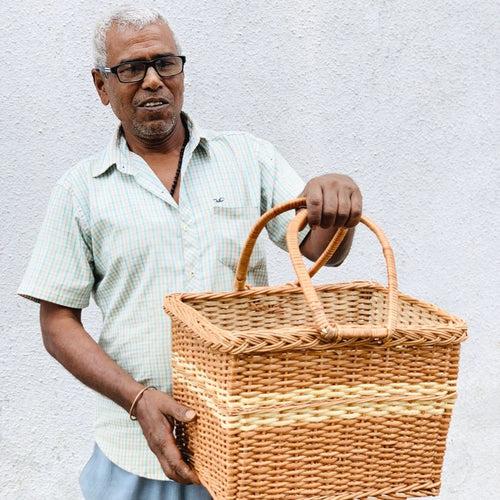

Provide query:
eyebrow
left=118, top=52, right=177, bottom=65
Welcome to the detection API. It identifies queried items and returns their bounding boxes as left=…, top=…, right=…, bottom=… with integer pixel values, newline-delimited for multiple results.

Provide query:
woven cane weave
left=163, top=198, right=467, bottom=500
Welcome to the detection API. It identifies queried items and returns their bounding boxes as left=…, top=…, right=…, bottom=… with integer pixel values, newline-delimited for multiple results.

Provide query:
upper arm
left=17, top=182, right=95, bottom=309
left=39, top=300, right=82, bottom=333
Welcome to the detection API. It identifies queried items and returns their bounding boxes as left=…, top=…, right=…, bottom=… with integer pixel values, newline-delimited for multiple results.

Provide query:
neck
left=122, top=114, right=187, bottom=157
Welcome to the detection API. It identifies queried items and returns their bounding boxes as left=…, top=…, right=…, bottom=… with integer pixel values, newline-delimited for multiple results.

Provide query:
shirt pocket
left=212, top=203, right=267, bottom=289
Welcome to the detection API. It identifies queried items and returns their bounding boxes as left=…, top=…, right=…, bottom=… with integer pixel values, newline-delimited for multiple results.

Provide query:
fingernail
left=185, top=409, right=196, bottom=420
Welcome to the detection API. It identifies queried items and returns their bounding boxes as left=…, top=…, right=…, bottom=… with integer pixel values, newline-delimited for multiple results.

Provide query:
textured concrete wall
left=1, top=1, right=498, bottom=498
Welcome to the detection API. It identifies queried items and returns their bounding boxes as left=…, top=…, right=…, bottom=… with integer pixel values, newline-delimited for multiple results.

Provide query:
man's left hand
left=300, top=173, right=362, bottom=229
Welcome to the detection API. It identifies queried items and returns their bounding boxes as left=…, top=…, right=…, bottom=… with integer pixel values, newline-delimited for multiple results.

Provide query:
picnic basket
left=163, top=197, right=467, bottom=500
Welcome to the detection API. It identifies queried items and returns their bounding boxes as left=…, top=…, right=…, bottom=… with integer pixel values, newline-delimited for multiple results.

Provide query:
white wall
left=1, top=1, right=498, bottom=498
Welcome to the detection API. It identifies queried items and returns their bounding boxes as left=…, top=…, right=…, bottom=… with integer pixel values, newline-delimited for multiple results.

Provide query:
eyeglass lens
left=116, top=56, right=183, bottom=82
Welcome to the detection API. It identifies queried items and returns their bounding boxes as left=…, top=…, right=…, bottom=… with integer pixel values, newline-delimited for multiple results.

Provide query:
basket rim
left=169, top=280, right=466, bottom=324
left=163, top=280, right=468, bottom=354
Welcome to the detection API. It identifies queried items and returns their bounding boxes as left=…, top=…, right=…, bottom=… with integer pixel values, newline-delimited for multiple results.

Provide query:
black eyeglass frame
left=98, top=55, right=186, bottom=83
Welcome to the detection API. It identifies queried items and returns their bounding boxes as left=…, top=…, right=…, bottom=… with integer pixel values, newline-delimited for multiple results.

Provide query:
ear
left=92, top=69, right=110, bottom=106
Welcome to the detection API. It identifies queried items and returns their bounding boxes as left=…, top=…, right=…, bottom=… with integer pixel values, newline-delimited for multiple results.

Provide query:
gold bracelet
left=129, top=385, right=157, bottom=421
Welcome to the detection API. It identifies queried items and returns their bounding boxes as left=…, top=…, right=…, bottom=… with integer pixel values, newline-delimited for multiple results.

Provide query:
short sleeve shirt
left=17, top=111, right=309, bottom=480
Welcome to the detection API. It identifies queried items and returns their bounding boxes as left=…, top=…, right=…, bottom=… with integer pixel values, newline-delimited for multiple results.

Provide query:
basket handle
left=286, top=200, right=399, bottom=341
left=234, top=197, right=399, bottom=341
left=234, top=198, right=349, bottom=291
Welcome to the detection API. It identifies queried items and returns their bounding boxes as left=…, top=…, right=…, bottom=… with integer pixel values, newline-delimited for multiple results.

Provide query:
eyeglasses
left=99, top=55, right=186, bottom=83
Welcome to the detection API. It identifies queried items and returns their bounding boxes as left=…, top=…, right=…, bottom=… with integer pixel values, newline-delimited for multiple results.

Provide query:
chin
left=133, top=119, right=175, bottom=141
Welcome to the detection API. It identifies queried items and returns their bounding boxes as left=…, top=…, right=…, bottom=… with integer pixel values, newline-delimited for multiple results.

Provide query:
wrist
left=129, top=385, right=157, bottom=420
left=120, top=380, right=146, bottom=412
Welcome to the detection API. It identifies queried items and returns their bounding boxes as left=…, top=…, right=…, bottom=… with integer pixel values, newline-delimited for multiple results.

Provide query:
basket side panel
left=227, top=344, right=461, bottom=499
left=234, top=344, right=460, bottom=394
left=172, top=320, right=238, bottom=499
left=234, top=415, right=446, bottom=499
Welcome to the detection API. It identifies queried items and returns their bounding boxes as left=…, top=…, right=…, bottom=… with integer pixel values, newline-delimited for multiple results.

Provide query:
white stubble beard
left=132, top=113, right=176, bottom=142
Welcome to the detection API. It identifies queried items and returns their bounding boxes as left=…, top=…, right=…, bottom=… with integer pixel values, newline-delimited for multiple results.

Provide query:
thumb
left=164, top=396, right=197, bottom=422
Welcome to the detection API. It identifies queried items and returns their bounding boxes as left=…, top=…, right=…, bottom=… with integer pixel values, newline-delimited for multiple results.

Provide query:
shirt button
left=182, top=224, right=188, bottom=231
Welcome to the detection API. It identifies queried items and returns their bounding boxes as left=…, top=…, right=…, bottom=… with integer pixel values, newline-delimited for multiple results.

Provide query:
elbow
left=39, top=300, right=77, bottom=358
left=40, top=321, right=58, bottom=357
left=40, top=305, right=54, bottom=355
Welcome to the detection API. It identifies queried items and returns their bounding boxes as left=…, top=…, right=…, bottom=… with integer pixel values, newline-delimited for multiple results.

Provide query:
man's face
left=92, top=22, right=184, bottom=143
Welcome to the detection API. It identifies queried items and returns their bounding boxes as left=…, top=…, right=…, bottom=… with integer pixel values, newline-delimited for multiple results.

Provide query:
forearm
left=300, top=226, right=355, bottom=266
left=39, top=302, right=200, bottom=482
left=40, top=302, right=143, bottom=412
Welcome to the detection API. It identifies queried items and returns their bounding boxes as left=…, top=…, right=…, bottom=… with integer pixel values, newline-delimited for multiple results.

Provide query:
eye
left=156, top=57, right=174, bottom=70
left=117, top=62, right=144, bottom=78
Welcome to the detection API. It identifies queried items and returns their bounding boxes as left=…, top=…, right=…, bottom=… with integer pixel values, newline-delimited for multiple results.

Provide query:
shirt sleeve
left=17, top=181, right=95, bottom=308
left=258, top=137, right=311, bottom=252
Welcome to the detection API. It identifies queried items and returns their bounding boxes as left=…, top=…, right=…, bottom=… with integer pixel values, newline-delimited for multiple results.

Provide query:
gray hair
left=93, top=5, right=182, bottom=68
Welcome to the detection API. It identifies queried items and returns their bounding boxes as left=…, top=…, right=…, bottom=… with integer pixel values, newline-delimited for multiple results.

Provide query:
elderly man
left=17, top=5, right=362, bottom=500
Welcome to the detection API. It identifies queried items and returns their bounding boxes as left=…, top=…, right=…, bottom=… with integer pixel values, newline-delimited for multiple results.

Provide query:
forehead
left=105, top=22, right=178, bottom=65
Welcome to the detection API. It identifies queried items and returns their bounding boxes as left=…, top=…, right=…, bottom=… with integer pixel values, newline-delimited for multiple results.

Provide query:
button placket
left=179, top=203, right=199, bottom=287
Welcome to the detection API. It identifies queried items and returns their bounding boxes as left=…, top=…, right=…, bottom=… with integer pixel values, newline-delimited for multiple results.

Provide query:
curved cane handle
left=286, top=205, right=399, bottom=341
left=233, top=198, right=349, bottom=291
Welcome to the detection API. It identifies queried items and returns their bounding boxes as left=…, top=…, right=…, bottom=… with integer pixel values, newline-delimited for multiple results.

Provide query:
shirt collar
left=92, top=110, right=211, bottom=178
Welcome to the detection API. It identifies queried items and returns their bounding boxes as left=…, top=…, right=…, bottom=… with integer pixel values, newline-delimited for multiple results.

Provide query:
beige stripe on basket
left=173, top=356, right=457, bottom=431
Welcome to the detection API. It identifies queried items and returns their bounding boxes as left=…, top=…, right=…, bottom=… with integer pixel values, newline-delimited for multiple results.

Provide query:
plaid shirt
left=17, top=111, right=309, bottom=479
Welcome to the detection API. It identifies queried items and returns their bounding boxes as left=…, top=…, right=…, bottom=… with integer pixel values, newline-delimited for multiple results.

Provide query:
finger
left=161, top=430, right=201, bottom=484
left=305, top=182, right=323, bottom=228
left=347, top=189, right=363, bottom=227
left=336, top=188, right=351, bottom=227
left=162, top=395, right=197, bottom=423
left=320, top=185, right=338, bottom=229
left=144, top=419, right=189, bottom=483
left=137, top=394, right=199, bottom=484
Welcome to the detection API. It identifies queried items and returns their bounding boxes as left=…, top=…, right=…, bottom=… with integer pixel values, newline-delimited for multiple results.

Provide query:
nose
left=141, top=65, right=164, bottom=90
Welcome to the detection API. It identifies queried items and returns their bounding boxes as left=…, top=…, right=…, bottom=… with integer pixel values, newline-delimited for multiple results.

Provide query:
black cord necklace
left=169, top=116, right=190, bottom=197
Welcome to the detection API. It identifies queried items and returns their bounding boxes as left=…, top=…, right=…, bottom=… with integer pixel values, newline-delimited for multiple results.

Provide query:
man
left=17, top=6, right=362, bottom=500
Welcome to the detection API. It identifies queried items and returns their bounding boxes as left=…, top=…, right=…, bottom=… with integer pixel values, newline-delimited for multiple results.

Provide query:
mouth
left=138, top=98, right=170, bottom=110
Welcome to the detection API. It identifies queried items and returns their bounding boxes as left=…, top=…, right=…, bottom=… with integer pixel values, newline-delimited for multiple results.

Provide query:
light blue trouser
left=79, top=443, right=213, bottom=500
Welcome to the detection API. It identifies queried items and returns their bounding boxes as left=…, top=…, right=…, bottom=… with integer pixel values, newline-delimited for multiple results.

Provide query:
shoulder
left=55, top=149, right=106, bottom=192
left=50, top=148, right=108, bottom=217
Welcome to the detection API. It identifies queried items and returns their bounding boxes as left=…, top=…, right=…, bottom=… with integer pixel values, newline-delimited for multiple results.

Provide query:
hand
left=134, top=388, right=200, bottom=484
left=300, top=174, right=362, bottom=229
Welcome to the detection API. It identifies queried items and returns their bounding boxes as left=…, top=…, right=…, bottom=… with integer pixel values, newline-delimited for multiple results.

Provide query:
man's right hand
left=134, top=388, right=201, bottom=484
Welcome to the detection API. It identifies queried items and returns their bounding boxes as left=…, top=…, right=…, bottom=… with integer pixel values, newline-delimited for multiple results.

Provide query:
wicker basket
left=163, top=198, right=467, bottom=500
